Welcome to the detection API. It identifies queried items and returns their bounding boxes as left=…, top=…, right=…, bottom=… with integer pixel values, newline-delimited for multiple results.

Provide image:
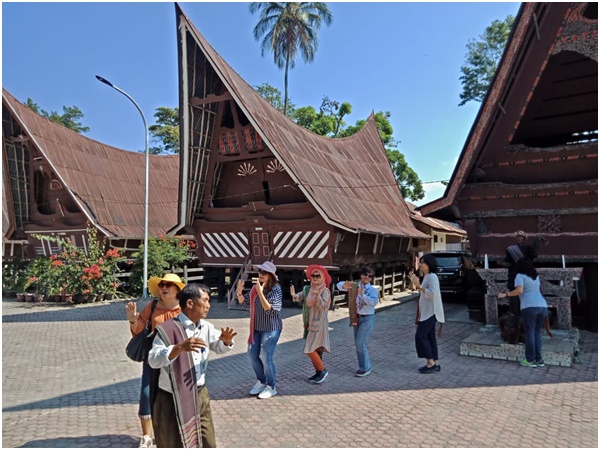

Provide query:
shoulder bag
left=125, top=299, right=158, bottom=362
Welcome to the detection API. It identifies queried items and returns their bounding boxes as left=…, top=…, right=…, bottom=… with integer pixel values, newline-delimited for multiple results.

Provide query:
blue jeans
left=521, top=307, right=547, bottom=362
left=138, top=361, right=151, bottom=419
left=415, top=315, right=438, bottom=360
left=353, top=314, right=374, bottom=371
left=248, top=329, right=282, bottom=388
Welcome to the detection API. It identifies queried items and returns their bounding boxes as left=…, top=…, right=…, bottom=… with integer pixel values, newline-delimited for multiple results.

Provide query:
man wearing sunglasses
left=336, top=267, right=379, bottom=377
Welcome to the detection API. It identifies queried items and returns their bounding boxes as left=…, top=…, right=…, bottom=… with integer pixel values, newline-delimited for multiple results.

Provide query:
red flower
left=105, top=248, right=120, bottom=258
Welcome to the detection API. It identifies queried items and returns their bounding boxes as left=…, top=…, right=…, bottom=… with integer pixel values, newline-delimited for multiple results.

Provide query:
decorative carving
left=49, top=179, right=63, bottom=190
left=237, top=162, right=257, bottom=177
left=462, top=207, right=597, bottom=219
left=477, top=268, right=582, bottom=330
left=266, top=159, right=285, bottom=174
left=242, top=127, right=264, bottom=152
left=504, top=142, right=597, bottom=154
left=552, top=3, right=598, bottom=62
left=537, top=215, right=562, bottom=233
left=218, top=130, right=240, bottom=155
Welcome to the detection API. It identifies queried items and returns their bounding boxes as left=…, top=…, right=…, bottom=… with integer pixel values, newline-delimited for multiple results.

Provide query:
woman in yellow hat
left=125, top=273, right=185, bottom=447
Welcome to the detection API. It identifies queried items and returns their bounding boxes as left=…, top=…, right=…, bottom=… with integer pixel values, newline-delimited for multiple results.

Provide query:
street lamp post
left=96, top=75, right=150, bottom=299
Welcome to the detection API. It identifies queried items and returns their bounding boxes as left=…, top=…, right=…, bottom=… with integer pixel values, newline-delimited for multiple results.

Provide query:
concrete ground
left=2, top=292, right=597, bottom=448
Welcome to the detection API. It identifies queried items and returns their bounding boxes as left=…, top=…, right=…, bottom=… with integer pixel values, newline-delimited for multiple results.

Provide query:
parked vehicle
left=429, top=251, right=486, bottom=320
left=430, top=251, right=470, bottom=298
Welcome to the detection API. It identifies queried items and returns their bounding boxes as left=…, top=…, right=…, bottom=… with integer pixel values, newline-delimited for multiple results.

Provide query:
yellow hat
left=148, top=273, right=186, bottom=297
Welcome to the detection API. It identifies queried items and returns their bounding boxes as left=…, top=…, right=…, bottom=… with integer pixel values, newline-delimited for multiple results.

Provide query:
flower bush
left=31, top=223, right=124, bottom=298
left=24, top=257, right=52, bottom=294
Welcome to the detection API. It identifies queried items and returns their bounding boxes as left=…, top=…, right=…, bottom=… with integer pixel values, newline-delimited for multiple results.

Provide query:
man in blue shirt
left=337, top=267, right=379, bottom=376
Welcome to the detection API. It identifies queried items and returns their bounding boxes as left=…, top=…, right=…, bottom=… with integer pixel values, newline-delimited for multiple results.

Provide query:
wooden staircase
left=227, top=254, right=252, bottom=310
left=227, top=252, right=274, bottom=310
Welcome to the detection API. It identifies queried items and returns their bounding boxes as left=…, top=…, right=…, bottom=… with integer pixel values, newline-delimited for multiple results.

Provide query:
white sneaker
left=258, top=385, right=277, bottom=399
left=138, top=435, right=153, bottom=448
left=249, top=381, right=267, bottom=395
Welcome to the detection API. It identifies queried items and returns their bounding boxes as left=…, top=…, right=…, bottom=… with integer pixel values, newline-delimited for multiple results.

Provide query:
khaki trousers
left=153, top=386, right=216, bottom=448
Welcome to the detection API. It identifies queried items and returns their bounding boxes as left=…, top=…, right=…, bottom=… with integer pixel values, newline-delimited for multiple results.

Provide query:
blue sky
left=2, top=2, right=520, bottom=205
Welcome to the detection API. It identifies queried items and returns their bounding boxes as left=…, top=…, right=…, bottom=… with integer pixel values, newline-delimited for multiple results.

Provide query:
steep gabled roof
left=406, top=203, right=467, bottom=236
left=2, top=88, right=180, bottom=239
left=420, top=2, right=598, bottom=219
left=176, top=4, right=427, bottom=239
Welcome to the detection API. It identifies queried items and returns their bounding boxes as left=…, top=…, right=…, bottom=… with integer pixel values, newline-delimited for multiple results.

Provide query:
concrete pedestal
left=460, top=325, right=579, bottom=367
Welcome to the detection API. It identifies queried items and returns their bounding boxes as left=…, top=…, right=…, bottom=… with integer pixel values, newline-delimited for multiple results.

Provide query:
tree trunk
left=283, top=53, right=290, bottom=116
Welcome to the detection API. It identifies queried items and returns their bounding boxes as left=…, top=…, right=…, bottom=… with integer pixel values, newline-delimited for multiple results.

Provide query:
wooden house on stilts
left=2, top=88, right=180, bottom=259
left=420, top=2, right=598, bottom=331
left=170, top=5, right=429, bottom=305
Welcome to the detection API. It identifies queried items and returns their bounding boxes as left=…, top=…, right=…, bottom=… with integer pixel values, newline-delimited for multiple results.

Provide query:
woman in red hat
left=291, top=265, right=332, bottom=384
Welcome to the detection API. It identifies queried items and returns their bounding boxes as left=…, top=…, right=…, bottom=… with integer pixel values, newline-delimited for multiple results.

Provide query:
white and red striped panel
left=201, top=232, right=249, bottom=258
left=273, top=231, right=330, bottom=260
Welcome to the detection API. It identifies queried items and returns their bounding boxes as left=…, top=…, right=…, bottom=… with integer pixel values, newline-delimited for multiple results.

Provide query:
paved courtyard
left=2, top=293, right=597, bottom=448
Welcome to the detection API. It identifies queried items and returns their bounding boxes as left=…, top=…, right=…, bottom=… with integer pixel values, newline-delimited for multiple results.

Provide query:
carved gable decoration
left=49, top=179, right=63, bottom=190
left=552, top=3, right=598, bottom=61
left=242, top=127, right=264, bottom=152
left=265, top=159, right=285, bottom=174
left=237, top=162, right=257, bottom=177
left=218, top=130, right=241, bottom=155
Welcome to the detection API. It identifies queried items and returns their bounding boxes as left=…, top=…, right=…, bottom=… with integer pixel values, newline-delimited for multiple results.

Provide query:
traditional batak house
left=407, top=202, right=468, bottom=253
left=170, top=5, right=429, bottom=305
left=2, top=88, right=180, bottom=259
left=420, top=2, right=598, bottom=331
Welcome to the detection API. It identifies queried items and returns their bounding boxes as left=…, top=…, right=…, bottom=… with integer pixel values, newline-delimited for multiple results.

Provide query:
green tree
left=339, top=111, right=425, bottom=201
left=25, top=98, right=90, bottom=133
left=290, top=96, right=351, bottom=137
left=148, top=106, right=180, bottom=154
left=129, top=235, right=193, bottom=296
left=458, top=15, right=515, bottom=106
left=249, top=2, right=333, bottom=115
left=255, top=82, right=296, bottom=117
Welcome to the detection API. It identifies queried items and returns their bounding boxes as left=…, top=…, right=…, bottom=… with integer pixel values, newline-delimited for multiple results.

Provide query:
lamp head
left=95, top=75, right=114, bottom=87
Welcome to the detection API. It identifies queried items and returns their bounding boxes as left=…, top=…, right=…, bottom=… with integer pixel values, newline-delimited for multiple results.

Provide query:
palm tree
left=250, top=2, right=332, bottom=116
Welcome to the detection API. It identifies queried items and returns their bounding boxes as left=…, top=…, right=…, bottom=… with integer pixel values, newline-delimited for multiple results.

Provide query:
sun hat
left=148, top=273, right=186, bottom=297
left=254, top=261, right=278, bottom=280
left=305, top=264, right=332, bottom=286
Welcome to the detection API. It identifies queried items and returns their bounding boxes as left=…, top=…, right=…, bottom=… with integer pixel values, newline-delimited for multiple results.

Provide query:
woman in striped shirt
left=236, top=261, right=282, bottom=399
left=409, top=254, right=445, bottom=374
left=291, top=265, right=332, bottom=384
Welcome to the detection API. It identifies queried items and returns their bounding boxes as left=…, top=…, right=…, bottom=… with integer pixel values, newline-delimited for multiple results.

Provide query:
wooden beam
left=190, top=92, right=233, bottom=107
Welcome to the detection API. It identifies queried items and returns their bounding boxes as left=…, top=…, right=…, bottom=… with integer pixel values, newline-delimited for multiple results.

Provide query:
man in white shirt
left=148, top=283, right=237, bottom=448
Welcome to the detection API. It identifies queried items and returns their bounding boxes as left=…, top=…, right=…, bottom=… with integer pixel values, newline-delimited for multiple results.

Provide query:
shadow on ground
left=19, top=434, right=138, bottom=448
left=4, top=304, right=597, bottom=415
